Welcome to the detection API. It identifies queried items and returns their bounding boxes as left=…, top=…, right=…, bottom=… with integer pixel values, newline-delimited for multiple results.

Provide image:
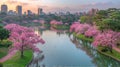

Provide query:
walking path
left=0, top=50, right=17, bottom=63
left=113, top=47, right=120, bottom=53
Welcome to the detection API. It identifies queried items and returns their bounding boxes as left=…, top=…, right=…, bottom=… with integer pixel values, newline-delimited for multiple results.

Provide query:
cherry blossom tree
left=85, top=27, right=100, bottom=38
left=76, top=24, right=91, bottom=35
left=70, top=23, right=91, bottom=35
left=92, top=30, right=117, bottom=53
left=70, top=22, right=80, bottom=32
left=50, top=20, right=63, bottom=25
left=5, top=24, right=45, bottom=58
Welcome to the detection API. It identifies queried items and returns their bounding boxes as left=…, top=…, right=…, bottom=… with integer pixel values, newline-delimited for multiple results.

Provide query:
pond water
left=28, top=27, right=120, bottom=67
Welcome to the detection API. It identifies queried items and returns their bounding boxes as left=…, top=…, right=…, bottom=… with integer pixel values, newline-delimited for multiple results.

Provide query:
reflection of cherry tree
left=50, top=27, right=68, bottom=33
left=5, top=24, right=45, bottom=58
left=70, top=35, right=120, bottom=67
left=70, top=22, right=120, bottom=53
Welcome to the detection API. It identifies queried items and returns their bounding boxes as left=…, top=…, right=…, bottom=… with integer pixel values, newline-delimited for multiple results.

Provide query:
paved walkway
left=0, top=50, right=17, bottom=63
left=113, top=47, right=120, bottom=53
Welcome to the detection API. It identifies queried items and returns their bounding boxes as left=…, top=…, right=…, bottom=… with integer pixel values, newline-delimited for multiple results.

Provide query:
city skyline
left=0, top=0, right=120, bottom=13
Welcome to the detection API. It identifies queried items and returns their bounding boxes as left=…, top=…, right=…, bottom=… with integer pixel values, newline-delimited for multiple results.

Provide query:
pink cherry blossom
left=85, top=27, right=100, bottom=37
left=70, top=23, right=91, bottom=35
left=5, top=24, right=45, bottom=57
left=92, top=30, right=117, bottom=47
left=50, top=20, right=63, bottom=25
left=70, top=22, right=80, bottom=32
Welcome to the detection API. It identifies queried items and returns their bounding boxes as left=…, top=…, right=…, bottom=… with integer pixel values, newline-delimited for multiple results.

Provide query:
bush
left=0, top=28, right=10, bottom=40
left=0, top=40, right=12, bottom=47
left=0, top=63, right=3, bottom=67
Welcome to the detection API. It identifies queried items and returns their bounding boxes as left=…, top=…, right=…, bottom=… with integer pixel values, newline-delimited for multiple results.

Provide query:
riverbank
left=52, top=25, right=69, bottom=30
left=3, top=50, right=33, bottom=67
left=73, top=33, right=120, bottom=62
left=73, top=33, right=93, bottom=42
left=97, top=46, right=120, bottom=62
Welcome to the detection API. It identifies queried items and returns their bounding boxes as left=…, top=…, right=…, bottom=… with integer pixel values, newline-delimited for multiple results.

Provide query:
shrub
left=0, top=63, right=3, bottom=67
left=0, top=39, right=12, bottom=47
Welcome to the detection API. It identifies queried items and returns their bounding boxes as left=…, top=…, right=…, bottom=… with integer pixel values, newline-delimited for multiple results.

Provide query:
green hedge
left=0, top=40, right=12, bottom=47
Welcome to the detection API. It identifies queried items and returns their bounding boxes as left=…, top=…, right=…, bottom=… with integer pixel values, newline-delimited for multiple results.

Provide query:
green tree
left=94, top=8, right=120, bottom=31
left=0, top=28, right=9, bottom=40
left=80, top=16, right=93, bottom=24
left=80, top=16, right=89, bottom=23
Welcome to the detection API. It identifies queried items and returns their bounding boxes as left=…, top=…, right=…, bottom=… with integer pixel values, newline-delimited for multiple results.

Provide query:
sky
left=0, top=0, right=120, bottom=13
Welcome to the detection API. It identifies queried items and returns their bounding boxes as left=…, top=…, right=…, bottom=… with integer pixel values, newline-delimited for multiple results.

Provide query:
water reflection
left=50, top=27, right=69, bottom=36
left=28, top=27, right=120, bottom=67
left=34, top=26, right=50, bottom=35
left=70, top=34, right=120, bottom=67
left=28, top=53, right=44, bottom=67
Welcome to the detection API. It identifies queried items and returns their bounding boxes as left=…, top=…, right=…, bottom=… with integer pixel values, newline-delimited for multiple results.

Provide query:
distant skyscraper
left=16, top=5, right=22, bottom=16
left=24, top=12, right=27, bottom=16
left=66, top=11, right=70, bottom=15
left=27, top=10, right=32, bottom=16
left=8, top=10, right=14, bottom=15
left=38, top=8, right=43, bottom=15
left=88, top=8, right=99, bottom=16
left=1, top=4, right=8, bottom=13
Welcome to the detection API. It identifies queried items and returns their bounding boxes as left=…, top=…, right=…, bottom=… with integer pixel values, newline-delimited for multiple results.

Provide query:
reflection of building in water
left=34, top=26, right=50, bottom=36
left=34, top=27, right=43, bottom=35
left=35, top=30, right=40, bottom=35
left=70, top=34, right=120, bottom=67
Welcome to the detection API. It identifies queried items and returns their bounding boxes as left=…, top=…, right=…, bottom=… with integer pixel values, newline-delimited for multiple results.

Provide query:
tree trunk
left=21, top=45, right=24, bottom=58
left=109, top=45, right=113, bottom=53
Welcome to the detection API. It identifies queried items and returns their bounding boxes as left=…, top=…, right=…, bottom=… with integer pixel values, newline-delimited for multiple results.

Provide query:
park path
left=113, top=47, right=120, bottom=53
left=0, top=50, right=17, bottom=63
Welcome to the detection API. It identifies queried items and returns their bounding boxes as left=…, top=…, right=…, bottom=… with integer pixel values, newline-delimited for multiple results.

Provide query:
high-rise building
left=1, top=4, right=8, bottom=13
left=24, top=12, right=27, bottom=16
left=38, top=8, right=43, bottom=15
left=16, top=5, right=22, bottom=16
left=66, top=11, right=70, bottom=15
left=8, top=10, right=15, bottom=15
left=88, top=8, right=99, bottom=16
left=27, top=10, right=32, bottom=16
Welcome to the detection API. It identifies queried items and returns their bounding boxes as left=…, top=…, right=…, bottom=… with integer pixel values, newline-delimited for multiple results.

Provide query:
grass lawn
left=0, top=48, right=8, bottom=59
left=73, top=33, right=94, bottom=42
left=98, top=46, right=120, bottom=62
left=3, top=50, right=33, bottom=67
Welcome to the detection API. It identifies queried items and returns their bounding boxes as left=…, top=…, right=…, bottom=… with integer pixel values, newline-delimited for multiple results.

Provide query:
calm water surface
left=28, top=27, right=120, bottom=67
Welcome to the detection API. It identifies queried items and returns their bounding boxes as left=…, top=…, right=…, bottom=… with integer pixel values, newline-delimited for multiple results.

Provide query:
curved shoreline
left=97, top=49, right=120, bottom=62
left=73, top=33, right=120, bottom=63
